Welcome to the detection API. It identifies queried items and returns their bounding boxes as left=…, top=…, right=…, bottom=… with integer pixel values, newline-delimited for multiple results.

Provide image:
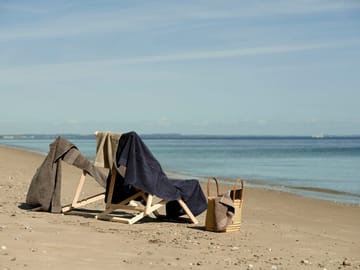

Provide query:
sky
left=0, top=0, right=359, bottom=135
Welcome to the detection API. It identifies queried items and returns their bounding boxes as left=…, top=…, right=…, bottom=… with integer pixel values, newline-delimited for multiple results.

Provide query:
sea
left=1, top=135, right=359, bottom=205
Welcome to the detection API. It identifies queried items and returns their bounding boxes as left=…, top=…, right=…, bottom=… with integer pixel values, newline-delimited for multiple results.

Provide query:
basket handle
left=207, top=177, right=220, bottom=197
left=231, top=179, right=245, bottom=201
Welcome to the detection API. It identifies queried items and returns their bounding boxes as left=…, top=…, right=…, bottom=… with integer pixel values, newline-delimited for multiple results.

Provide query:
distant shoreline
left=1, top=133, right=360, bottom=140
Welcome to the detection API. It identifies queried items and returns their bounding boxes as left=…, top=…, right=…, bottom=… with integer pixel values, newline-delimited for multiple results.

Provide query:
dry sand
left=0, top=145, right=359, bottom=270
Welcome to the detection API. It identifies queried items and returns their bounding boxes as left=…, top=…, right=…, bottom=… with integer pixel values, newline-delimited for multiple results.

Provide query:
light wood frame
left=95, top=168, right=198, bottom=224
left=61, top=170, right=105, bottom=213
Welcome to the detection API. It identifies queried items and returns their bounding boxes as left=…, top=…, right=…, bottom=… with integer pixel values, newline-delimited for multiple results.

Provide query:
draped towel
left=108, top=131, right=208, bottom=217
left=26, top=136, right=106, bottom=213
left=94, top=131, right=122, bottom=169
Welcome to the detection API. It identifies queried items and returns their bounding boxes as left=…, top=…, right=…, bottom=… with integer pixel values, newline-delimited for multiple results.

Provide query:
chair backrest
left=94, top=131, right=122, bottom=169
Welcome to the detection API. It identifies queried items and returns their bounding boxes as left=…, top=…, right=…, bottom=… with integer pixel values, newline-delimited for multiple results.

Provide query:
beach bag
left=205, top=177, right=244, bottom=232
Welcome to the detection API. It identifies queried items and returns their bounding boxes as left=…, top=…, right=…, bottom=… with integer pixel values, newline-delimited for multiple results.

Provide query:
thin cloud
left=1, top=1, right=359, bottom=41
left=117, top=40, right=360, bottom=64
left=0, top=2, right=48, bottom=14
left=0, top=13, right=137, bottom=40
left=1, top=39, right=359, bottom=77
left=189, top=1, right=360, bottom=20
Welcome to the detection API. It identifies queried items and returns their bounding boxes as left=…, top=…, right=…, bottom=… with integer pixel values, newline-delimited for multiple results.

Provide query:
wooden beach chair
left=95, top=166, right=198, bottom=224
left=63, top=131, right=202, bottom=224
left=94, top=131, right=200, bottom=224
left=26, top=135, right=107, bottom=214
left=61, top=131, right=120, bottom=213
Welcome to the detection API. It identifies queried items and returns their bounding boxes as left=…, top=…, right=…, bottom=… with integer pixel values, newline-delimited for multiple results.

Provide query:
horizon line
left=1, top=133, right=360, bottom=139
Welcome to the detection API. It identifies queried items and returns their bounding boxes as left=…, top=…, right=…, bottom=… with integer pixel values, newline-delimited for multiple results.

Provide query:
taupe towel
left=213, top=192, right=235, bottom=231
left=26, top=136, right=106, bottom=213
left=94, top=131, right=122, bottom=169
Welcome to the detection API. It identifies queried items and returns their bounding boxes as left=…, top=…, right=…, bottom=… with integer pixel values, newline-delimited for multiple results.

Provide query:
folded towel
left=213, top=191, right=235, bottom=231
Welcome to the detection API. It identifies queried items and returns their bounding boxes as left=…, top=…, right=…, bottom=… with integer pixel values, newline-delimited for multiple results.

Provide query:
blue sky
left=1, top=0, right=359, bottom=135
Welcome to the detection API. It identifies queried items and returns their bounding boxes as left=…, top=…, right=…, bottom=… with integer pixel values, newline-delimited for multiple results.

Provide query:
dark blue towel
left=108, top=131, right=207, bottom=217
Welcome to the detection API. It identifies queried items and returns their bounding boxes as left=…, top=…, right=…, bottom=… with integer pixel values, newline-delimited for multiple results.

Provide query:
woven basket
left=205, top=178, right=244, bottom=232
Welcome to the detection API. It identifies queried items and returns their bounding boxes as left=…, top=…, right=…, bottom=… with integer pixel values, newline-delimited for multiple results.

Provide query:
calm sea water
left=1, top=136, right=359, bottom=205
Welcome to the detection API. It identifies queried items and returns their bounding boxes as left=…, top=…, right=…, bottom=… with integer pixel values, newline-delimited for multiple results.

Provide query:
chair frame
left=62, top=131, right=199, bottom=225
left=62, top=130, right=116, bottom=213
left=95, top=168, right=199, bottom=224
left=61, top=170, right=105, bottom=213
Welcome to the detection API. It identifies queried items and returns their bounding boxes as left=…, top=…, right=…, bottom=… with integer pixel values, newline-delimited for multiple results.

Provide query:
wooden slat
left=62, top=170, right=105, bottom=213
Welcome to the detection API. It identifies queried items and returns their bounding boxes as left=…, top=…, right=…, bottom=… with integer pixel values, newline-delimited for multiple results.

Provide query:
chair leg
left=72, top=171, right=87, bottom=206
left=104, top=168, right=117, bottom=207
left=177, top=199, right=199, bottom=224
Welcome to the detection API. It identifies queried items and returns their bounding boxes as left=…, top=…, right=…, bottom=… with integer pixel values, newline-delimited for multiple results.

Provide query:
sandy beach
left=0, top=145, right=359, bottom=270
